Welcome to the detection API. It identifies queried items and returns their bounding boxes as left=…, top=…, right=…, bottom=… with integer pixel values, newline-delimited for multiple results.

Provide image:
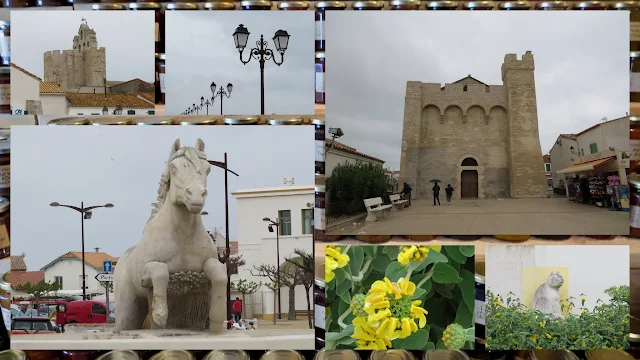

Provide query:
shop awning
left=557, top=157, right=616, bottom=174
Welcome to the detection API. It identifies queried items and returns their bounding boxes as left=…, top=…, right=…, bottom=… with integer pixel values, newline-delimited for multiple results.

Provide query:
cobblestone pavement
left=329, top=198, right=629, bottom=235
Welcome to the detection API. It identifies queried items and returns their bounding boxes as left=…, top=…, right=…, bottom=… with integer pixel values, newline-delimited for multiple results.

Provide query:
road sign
left=103, top=260, right=113, bottom=274
left=95, top=273, right=114, bottom=282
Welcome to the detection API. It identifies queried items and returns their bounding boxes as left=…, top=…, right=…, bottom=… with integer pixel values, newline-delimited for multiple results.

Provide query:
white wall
left=549, top=137, right=578, bottom=188
left=68, top=106, right=155, bottom=116
left=576, top=118, right=630, bottom=155
left=486, top=245, right=629, bottom=314
left=326, top=149, right=384, bottom=178
left=41, top=95, right=68, bottom=116
left=233, top=187, right=314, bottom=315
left=43, top=259, right=102, bottom=294
left=10, top=68, right=40, bottom=114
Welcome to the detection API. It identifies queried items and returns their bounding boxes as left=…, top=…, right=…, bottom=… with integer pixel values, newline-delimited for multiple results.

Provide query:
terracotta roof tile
left=11, top=255, right=27, bottom=271
left=325, top=140, right=385, bottom=164
left=559, top=134, right=576, bottom=140
left=40, top=82, right=65, bottom=94
left=10, top=63, right=42, bottom=82
left=65, top=93, right=154, bottom=109
left=9, top=271, right=45, bottom=288
left=110, top=78, right=153, bottom=88
left=57, top=251, right=118, bottom=270
left=139, top=92, right=155, bottom=103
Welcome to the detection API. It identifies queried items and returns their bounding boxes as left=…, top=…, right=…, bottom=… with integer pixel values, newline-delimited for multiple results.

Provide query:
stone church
left=43, top=19, right=106, bottom=90
left=399, top=51, right=548, bottom=200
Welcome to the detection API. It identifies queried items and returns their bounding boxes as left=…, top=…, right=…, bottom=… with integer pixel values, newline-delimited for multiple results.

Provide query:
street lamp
left=101, top=107, right=108, bottom=115
left=211, top=82, right=233, bottom=115
left=262, top=216, right=287, bottom=320
left=113, top=105, right=123, bottom=115
left=207, top=154, right=239, bottom=321
left=233, top=24, right=290, bottom=115
left=50, top=202, right=114, bottom=300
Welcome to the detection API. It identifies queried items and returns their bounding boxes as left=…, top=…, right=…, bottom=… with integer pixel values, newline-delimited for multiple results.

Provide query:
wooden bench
left=388, top=194, right=408, bottom=211
left=364, top=197, right=392, bottom=222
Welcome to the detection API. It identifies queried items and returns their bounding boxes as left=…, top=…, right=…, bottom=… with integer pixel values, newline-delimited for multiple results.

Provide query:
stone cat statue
left=532, top=271, right=564, bottom=318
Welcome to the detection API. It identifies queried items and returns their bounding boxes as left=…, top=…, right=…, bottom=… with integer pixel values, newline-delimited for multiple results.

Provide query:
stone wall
left=399, top=52, right=548, bottom=200
left=110, top=80, right=155, bottom=94
left=43, top=48, right=105, bottom=89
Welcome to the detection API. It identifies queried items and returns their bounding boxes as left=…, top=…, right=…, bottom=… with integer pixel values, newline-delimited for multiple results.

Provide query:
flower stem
left=338, top=307, right=352, bottom=328
left=416, top=267, right=435, bottom=288
left=352, top=257, right=373, bottom=283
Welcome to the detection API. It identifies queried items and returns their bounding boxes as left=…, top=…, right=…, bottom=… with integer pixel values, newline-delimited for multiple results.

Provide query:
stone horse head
left=154, top=138, right=212, bottom=216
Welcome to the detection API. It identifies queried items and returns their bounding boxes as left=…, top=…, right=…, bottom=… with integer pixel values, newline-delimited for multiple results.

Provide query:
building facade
left=232, top=185, right=314, bottom=320
left=326, top=140, right=385, bottom=178
left=549, top=134, right=579, bottom=189
left=43, top=19, right=106, bottom=90
left=41, top=251, right=118, bottom=294
left=399, top=52, right=548, bottom=200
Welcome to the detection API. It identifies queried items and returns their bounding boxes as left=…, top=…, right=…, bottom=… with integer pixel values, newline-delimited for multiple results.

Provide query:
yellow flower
left=539, top=321, right=545, bottom=329
left=360, top=277, right=427, bottom=342
left=325, top=246, right=350, bottom=282
left=536, top=346, right=542, bottom=350
left=545, top=333, right=552, bottom=339
left=397, top=245, right=442, bottom=265
left=352, top=316, right=392, bottom=350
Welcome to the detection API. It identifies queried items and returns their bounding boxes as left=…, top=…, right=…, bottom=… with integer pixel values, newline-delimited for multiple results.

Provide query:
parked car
left=11, top=317, right=59, bottom=335
left=62, top=300, right=108, bottom=324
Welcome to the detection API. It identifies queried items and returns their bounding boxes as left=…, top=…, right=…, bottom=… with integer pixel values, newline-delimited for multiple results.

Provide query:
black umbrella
left=429, top=179, right=441, bottom=183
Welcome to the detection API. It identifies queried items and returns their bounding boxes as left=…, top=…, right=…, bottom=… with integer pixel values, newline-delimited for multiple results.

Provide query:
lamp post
left=211, top=82, right=233, bottom=115
left=113, top=105, right=123, bottom=115
left=101, top=107, right=108, bottom=116
left=233, top=24, right=290, bottom=115
left=49, top=201, right=114, bottom=300
left=207, top=154, right=239, bottom=320
left=262, top=217, right=286, bottom=320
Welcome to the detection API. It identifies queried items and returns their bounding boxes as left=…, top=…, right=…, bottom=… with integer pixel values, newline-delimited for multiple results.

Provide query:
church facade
left=399, top=51, right=548, bottom=200
left=43, top=19, right=106, bottom=90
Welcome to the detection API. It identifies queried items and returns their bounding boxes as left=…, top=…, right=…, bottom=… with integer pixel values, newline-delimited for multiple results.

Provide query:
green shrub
left=485, top=287, right=630, bottom=350
left=326, top=162, right=389, bottom=217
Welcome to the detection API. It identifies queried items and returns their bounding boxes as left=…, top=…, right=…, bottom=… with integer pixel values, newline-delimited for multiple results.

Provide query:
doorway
left=461, top=170, right=478, bottom=198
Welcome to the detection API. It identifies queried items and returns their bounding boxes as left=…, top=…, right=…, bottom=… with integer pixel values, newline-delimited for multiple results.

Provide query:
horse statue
left=114, top=138, right=227, bottom=333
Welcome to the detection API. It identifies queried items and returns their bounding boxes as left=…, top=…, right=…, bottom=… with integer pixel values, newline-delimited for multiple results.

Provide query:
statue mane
left=148, top=146, right=208, bottom=222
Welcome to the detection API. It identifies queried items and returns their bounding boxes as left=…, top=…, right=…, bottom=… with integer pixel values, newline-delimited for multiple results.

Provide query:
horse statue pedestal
left=114, top=138, right=228, bottom=334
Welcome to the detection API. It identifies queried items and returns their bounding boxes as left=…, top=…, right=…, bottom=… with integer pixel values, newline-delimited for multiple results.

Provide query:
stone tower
left=43, top=19, right=106, bottom=90
left=398, top=52, right=548, bottom=200
left=501, top=51, right=548, bottom=198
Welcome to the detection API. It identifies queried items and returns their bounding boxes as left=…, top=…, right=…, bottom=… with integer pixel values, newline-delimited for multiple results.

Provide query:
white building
left=549, top=134, right=578, bottom=189
left=41, top=251, right=118, bottom=294
left=574, top=117, right=629, bottom=156
left=232, top=185, right=314, bottom=320
left=65, top=92, right=155, bottom=116
left=326, top=140, right=385, bottom=178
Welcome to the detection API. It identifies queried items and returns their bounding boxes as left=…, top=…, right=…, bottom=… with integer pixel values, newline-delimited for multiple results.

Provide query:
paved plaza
left=329, top=197, right=629, bottom=236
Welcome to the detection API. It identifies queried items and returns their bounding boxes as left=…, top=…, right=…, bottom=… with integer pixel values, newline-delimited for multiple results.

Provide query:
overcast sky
left=12, top=126, right=313, bottom=270
left=165, top=11, right=314, bottom=116
left=12, top=11, right=154, bottom=83
left=326, top=11, right=628, bottom=170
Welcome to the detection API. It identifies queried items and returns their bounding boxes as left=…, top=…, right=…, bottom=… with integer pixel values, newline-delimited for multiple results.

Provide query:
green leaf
left=455, top=299, right=474, bottom=328
left=392, top=329, right=429, bottom=350
left=363, top=246, right=377, bottom=258
left=337, top=337, right=355, bottom=346
left=326, top=340, right=337, bottom=350
left=326, top=325, right=354, bottom=341
left=385, top=261, right=407, bottom=282
left=465, top=327, right=475, bottom=342
left=414, top=249, right=449, bottom=272
left=436, top=340, right=447, bottom=349
left=411, top=273, right=433, bottom=298
left=411, top=287, right=427, bottom=300
left=424, top=342, right=436, bottom=350
left=433, top=283, right=453, bottom=299
left=459, top=270, right=475, bottom=314
left=371, top=256, right=391, bottom=273
left=459, top=246, right=475, bottom=257
left=340, top=291, right=351, bottom=305
left=336, top=276, right=352, bottom=296
left=383, top=245, right=401, bottom=261
left=433, top=263, right=463, bottom=284
left=348, top=247, right=364, bottom=278
left=445, top=246, right=467, bottom=264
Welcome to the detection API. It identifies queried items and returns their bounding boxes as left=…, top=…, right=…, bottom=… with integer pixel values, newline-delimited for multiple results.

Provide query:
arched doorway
left=461, top=170, right=478, bottom=198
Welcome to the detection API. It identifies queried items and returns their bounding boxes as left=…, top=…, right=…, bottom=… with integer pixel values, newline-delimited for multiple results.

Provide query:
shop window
left=127, top=110, right=135, bottom=115
left=589, top=143, right=598, bottom=154
left=148, top=110, right=155, bottom=115
left=545, top=164, right=551, bottom=171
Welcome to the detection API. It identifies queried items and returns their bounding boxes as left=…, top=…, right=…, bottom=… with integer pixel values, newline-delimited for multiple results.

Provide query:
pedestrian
left=232, top=297, right=242, bottom=322
left=432, top=183, right=441, bottom=206
left=402, top=182, right=412, bottom=207
left=445, top=184, right=454, bottom=203
left=16, top=304, right=31, bottom=317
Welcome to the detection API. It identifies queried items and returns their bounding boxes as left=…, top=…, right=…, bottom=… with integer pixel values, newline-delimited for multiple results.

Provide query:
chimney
left=94, top=247, right=100, bottom=253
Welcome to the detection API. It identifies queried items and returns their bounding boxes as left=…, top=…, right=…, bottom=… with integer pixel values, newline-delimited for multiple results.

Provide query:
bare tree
left=251, top=264, right=298, bottom=320
left=263, top=281, right=279, bottom=324
left=286, top=249, right=313, bottom=329
left=231, top=279, right=261, bottom=319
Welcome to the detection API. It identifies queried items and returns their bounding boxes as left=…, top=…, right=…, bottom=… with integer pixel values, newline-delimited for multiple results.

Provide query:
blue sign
left=103, top=260, right=113, bottom=274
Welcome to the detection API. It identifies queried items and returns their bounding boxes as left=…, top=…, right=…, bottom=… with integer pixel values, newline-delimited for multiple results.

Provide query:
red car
left=11, top=317, right=58, bottom=335
left=62, top=300, right=108, bottom=325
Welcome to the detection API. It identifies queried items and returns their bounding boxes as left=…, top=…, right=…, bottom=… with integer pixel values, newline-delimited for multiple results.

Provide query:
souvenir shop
left=557, top=150, right=630, bottom=211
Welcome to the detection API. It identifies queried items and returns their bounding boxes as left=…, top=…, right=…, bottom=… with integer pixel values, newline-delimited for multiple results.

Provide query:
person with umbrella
left=402, top=182, right=412, bottom=207
left=430, top=179, right=441, bottom=206
left=445, top=184, right=454, bottom=204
